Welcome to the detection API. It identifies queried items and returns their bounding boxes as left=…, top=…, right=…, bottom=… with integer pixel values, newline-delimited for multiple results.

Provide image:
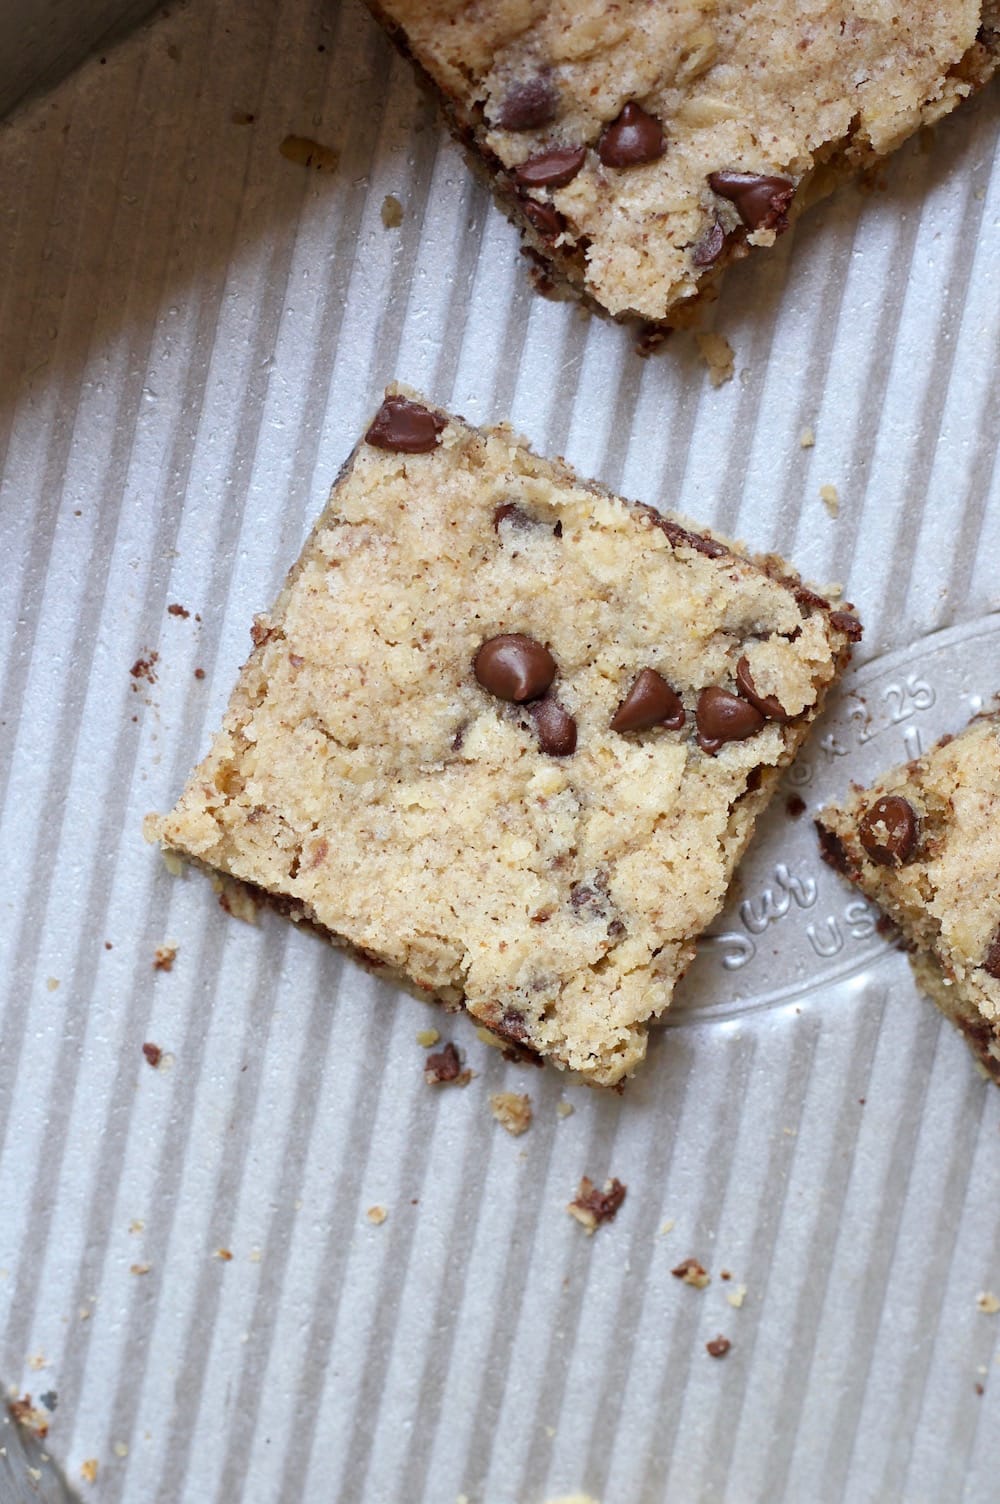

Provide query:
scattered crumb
left=706, top=1335, right=731, bottom=1359
left=975, top=1381, right=985, bottom=1396
left=820, top=483, right=840, bottom=518
left=167, top=603, right=190, bottom=619
left=635, top=321, right=671, bottom=357
left=214, top=1248, right=233, bottom=1262
left=659, top=1219, right=675, bottom=1237
left=80, top=1459, right=99, bottom=1484
left=695, top=331, right=735, bottom=387
left=786, top=794, right=806, bottom=819
left=27, top=1356, right=46, bottom=1372
left=141, top=1043, right=162, bottom=1069
left=10, top=1396, right=48, bottom=1437
left=104, top=941, right=113, bottom=950
left=556, top=1100, right=575, bottom=1119
left=567, top=1176, right=627, bottom=1235
left=45, top=977, right=59, bottom=992
left=366, top=1205, right=388, bottom=1225
left=129, top=652, right=158, bottom=689
left=194, top=667, right=206, bottom=680
left=800, top=426, right=815, bottom=448
left=114, top=1443, right=129, bottom=1459
left=727, top=1284, right=747, bottom=1310
left=381, top=194, right=404, bottom=228
left=152, top=944, right=177, bottom=972
left=129, top=1219, right=144, bottom=1235
left=720, top=1270, right=731, bottom=1281
left=489, top=1092, right=533, bottom=1137
left=279, top=135, right=339, bottom=172
left=129, top=1263, right=151, bottom=1276
left=249, top=1247, right=262, bottom=1263
left=425, top=1041, right=472, bottom=1087
left=671, top=1257, right=710, bottom=1289
left=416, top=1028, right=440, bottom=1048
left=977, top=1291, right=1000, bottom=1314
left=79, top=1307, right=91, bottom=1321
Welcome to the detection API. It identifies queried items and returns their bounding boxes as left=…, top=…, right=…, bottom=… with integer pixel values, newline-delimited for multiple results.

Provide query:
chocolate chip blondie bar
left=367, top=1, right=1000, bottom=324
left=816, top=713, right=1000, bottom=1084
left=148, top=388, right=860, bottom=1084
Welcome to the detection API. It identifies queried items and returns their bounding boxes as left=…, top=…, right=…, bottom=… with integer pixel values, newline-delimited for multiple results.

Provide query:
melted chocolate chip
left=493, top=501, right=531, bottom=531
left=474, top=634, right=556, bottom=703
left=815, top=821, right=851, bottom=875
left=786, top=794, right=806, bottom=818
left=530, top=697, right=577, bottom=755
left=691, top=218, right=726, bottom=267
left=696, top=687, right=765, bottom=753
left=735, top=655, right=789, bottom=722
left=521, top=196, right=565, bottom=241
left=829, top=610, right=864, bottom=642
left=365, top=396, right=445, bottom=453
left=648, top=511, right=728, bottom=558
left=598, top=102, right=665, bottom=168
left=514, top=144, right=586, bottom=188
left=496, top=75, right=558, bottom=132
left=858, top=795, right=919, bottom=867
left=984, top=927, right=1000, bottom=979
left=611, top=668, right=685, bottom=733
left=709, top=171, right=795, bottom=232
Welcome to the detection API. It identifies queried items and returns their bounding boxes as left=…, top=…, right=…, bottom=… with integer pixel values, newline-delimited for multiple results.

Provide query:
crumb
left=720, top=1270, right=731, bottom=1281
left=80, top=1459, right=99, bottom=1484
left=975, top=1381, right=985, bottom=1396
left=425, top=1041, right=472, bottom=1086
left=45, top=977, right=59, bottom=992
left=129, top=652, right=158, bottom=688
left=567, top=1176, right=627, bottom=1235
left=214, top=1248, right=233, bottom=1262
left=231, top=110, right=255, bottom=125
left=167, top=603, right=190, bottom=619
left=194, top=668, right=206, bottom=680
left=671, top=1257, right=710, bottom=1289
left=635, top=321, right=671, bottom=357
left=104, top=941, right=113, bottom=950
left=489, top=1092, right=533, bottom=1137
left=727, top=1284, right=747, bottom=1309
left=114, top=1443, right=128, bottom=1458
left=249, top=1247, right=262, bottom=1263
left=659, top=1219, right=675, bottom=1236
left=695, top=331, right=735, bottom=387
left=977, top=1291, right=1000, bottom=1314
left=786, top=794, right=806, bottom=818
left=706, top=1335, right=731, bottom=1359
left=152, top=944, right=177, bottom=972
left=381, top=194, right=404, bottom=228
left=10, top=1395, right=48, bottom=1437
left=800, top=426, right=815, bottom=448
left=366, top=1205, right=388, bottom=1225
left=820, top=483, right=840, bottom=518
left=27, top=1356, right=46, bottom=1372
left=214, top=877, right=260, bottom=925
left=129, top=1263, right=151, bottom=1276
left=556, top=1100, right=575, bottom=1118
left=79, top=1307, right=90, bottom=1321
left=141, top=1043, right=162, bottom=1069
left=416, top=1028, right=440, bottom=1048
left=128, top=1219, right=144, bottom=1234
left=279, top=135, right=339, bottom=172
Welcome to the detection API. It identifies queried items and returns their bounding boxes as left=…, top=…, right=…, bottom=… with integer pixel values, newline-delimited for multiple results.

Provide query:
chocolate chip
left=858, top=795, right=919, bottom=867
left=691, top=218, right=726, bottom=267
left=530, top=697, right=577, bottom=755
left=493, top=501, right=531, bottom=530
left=611, top=668, right=685, bottom=733
left=696, top=687, right=765, bottom=753
left=365, top=395, right=445, bottom=453
left=647, top=511, right=728, bottom=558
left=475, top=633, right=556, bottom=702
left=983, top=927, right=1000, bottom=979
left=709, top=171, right=795, bottom=232
left=706, top=1335, right=731, bottom=1359
left=815, top=821, right=852, bottom=875
left=521, top=196, right=565, bottom=241
left=570, top=1176, right=627, bottom=1227
left=735, top=655, right=789, bottom=722
left=514, top=144, right=586, bottom=188
left=829, top=610, right=864, bottom=642
left=496, top=75, right=558, bottom=131
left=598, top=102, right=665, bottom=168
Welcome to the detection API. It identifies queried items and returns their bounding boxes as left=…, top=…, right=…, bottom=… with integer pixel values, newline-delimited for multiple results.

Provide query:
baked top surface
left=817, top=713, right=1000, bottom=1032
left=373, top=0, right=997, bottom=320
left=150, top=390, right=856, bottom=1083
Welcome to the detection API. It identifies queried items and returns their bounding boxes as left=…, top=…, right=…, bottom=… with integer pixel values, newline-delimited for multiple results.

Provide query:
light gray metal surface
left=1, top=1, right=1000, bottom=1501
left=0, top=0, right=162, bottom=121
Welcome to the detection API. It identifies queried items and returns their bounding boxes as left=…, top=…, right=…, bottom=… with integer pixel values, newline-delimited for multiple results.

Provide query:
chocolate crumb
left=194, top=667, right=206, bottom=680
left=167, top=602, right=190, bottom=618
left=815, top=821, right=852, bottom=875
left=786, top=794, right=806, bottom=818
left=567, top=1176, right=627, bottom=1234
left=671, top=1257, right=710, bottom=1288
left=152, top=944, right=177, bottom=972
left=706, top=1335, right=731, bottom=1358
left=142, top=1043, right=162, bottom=1069
left=129, top=651, right=158, bottom=688
left=976, top=1382, right=985, bottom=1396
left=10, top=1395, right=48, bottom=1438
left=425, top=1041, right=471, bottom=1086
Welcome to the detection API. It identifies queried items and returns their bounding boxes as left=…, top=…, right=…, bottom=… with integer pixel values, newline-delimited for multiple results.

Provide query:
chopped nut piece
left=567, top=1176, right=627, bottom=1234
left=366, top=1205, right=388, bottom=1225
left=706, top=1335, right=731, bottom=1358
left=671, top=1257, right=710, bottom=1288
left=153, top=943, right=177, bottom=972
left=416, top=1028, right=440, bottom=1048
left=977, top=1291, right=1000, bottom=1314
left=425, top=1041, right=471, bottom=1086
left=489, top=1092, right=533, bottom=1136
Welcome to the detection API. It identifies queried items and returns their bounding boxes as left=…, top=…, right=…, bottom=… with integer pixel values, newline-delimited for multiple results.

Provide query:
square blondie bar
left=816, top=713, right=1000, bottom=1084
left=367, top=2, right=1000, bottom=325
left=148, top=388, right=859, bottom=1084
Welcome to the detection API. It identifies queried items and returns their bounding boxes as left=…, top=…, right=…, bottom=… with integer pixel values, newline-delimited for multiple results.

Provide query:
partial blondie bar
left=148, top=388, right=860, bottom=1084
left=367, top=1, right=1000, bottom=324
left=816, top=713, right=1000, bottom=1083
